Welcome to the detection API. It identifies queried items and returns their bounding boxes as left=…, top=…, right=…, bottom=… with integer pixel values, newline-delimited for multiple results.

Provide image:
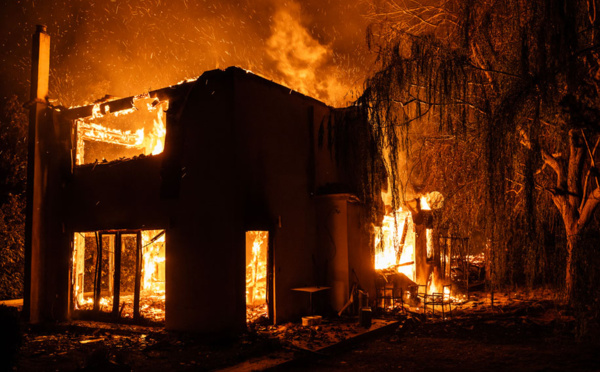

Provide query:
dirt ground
left=10, top=292, right=600, bottom=371
left=15, top=322, right=281, bottom=371
left=284, top=310, right=600, bottom=371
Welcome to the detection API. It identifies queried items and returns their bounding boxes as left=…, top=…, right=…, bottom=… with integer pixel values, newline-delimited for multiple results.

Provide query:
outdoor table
left=291, top=286, right=331, bottom=315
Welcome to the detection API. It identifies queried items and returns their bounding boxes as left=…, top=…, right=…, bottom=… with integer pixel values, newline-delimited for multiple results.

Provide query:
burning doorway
left=246, top=231, right=270, bottom=324
left=72, top=229, right=166, bottom=323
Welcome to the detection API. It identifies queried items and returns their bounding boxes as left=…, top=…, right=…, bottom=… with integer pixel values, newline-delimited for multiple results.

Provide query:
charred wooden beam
left=112, top=233, right=122, bottom=316
left=93, top=232, right=102, bottom=312
left=133, top=231, right=142, bottom=320
left=59, top=83, right=192, bottom=122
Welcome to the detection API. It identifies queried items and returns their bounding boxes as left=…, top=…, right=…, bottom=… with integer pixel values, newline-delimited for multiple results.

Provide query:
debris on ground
left=12, top=289, right=599, bottom=371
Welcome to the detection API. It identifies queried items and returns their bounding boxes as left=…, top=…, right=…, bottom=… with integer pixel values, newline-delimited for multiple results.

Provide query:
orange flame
left=266, top=3, right=348, bottom=106
left=141, top=230, right=166, bottom=294
left=374, top=206, right=416, bottom=281
left=246, top=231, right=268, bottom=307
left=75, top=96, right=167, bottom=165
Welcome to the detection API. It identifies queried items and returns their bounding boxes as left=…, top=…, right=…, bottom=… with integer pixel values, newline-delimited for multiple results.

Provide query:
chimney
left=24, top=24, right=51, bottom=322
left=30, top=25, right=50, bottom=101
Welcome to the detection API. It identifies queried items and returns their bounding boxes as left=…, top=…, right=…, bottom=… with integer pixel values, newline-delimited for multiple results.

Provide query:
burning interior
left=246, top=231, right=269, bottom=323
left=75, top=95, right=167, bottom=165
left=72, top=230, right=166, bottom=323
left=68, top=94, right=169, bottom=323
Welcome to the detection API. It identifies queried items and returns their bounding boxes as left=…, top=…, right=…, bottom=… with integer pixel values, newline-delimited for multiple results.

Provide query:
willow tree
left=359, top=0, right=600, bottom=300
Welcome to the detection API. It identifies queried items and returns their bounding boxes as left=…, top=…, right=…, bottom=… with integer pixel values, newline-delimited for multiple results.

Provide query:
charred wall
left=231, top=68, right=340, bottom=322
left=163, top=69, right=245, bottom=333
left=67, top=156, right=166, bottom=231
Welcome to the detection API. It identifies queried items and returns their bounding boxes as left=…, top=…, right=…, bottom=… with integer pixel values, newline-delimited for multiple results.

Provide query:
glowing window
left=75, top=96, right=167, bottom=165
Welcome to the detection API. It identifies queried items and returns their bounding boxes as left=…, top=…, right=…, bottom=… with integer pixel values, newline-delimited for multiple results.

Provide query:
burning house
left=24, top=25, right=382, bottom=334
left=25, top=26, right=449, bottom=334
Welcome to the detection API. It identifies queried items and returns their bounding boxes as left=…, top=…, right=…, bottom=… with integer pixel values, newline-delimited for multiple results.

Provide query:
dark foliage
left=0, top=96, right=27, bottom=300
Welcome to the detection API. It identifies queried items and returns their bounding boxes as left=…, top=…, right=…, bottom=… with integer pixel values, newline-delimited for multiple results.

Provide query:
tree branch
left=465, top=62, right=523, bottom=79
left=541, top=149, right=565, bottom=190
left=581, top=130, right=600, bottom=188
left=567, top=129, right=585, bottom=209
left=578, top=187, right=600, bottom=232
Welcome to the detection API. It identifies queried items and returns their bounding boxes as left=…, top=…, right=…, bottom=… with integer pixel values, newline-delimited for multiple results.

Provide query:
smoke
left=0, top=0, right=372, bottom=107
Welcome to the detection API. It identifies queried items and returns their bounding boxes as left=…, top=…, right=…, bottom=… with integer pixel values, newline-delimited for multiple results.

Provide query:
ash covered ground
left=5, top=290, right=599, bottom=371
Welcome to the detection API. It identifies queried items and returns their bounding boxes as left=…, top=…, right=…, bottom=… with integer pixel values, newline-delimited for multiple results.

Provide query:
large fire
left=374, top=192, right=454, bottom=309
left=374, top=209, right=415, bottom=280
left=72, top=229, right=166, bottom=323
left=266, top=3, right=349, bottom=106
left=75, top=95, right=167, bottom=165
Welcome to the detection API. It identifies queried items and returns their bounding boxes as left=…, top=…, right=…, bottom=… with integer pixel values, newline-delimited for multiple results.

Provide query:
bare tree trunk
left=565, top=234, right=577, bottom=300
left=542, top=130, right=600, bottom=302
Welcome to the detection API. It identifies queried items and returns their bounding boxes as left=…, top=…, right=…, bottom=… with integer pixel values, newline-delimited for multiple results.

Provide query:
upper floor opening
left=74, top=95, right=168, bottom=165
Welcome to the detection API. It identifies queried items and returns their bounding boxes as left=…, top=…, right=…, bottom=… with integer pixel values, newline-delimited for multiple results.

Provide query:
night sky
left=0, top=0, right=374, bottom=108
